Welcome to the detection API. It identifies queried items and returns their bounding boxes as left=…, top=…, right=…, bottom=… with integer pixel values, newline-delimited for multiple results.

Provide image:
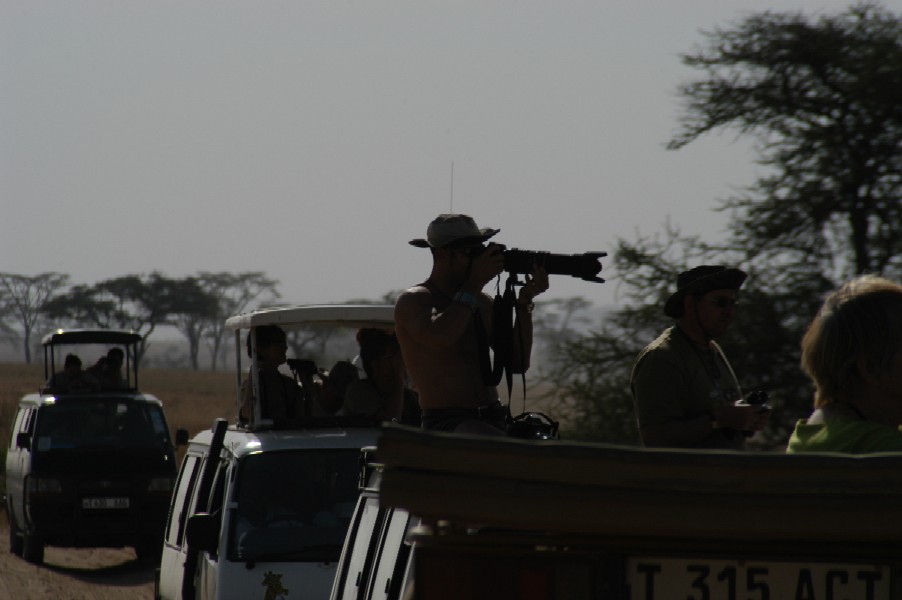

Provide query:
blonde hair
left=801, top=276, right=902, bottom=407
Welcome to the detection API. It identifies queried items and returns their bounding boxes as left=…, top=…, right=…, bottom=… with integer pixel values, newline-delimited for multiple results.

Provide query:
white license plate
left=627, top=557, right=891, bottom=600
left=82, top=497, right=129, bottom=509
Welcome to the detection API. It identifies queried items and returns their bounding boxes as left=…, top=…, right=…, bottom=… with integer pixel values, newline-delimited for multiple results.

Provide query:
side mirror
left=185, top=512, right=220, bottom=555
left=16, top=432, right=31, bottom=450
left=175, top=428, right=189, bottom=447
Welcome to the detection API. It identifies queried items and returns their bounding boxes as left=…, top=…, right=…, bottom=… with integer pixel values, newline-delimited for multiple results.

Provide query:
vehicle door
left=158, top=449, right=204, bottom=600
left=5, top=407, right=34, bottom=522
left=194, top=457, right=230, bottom=600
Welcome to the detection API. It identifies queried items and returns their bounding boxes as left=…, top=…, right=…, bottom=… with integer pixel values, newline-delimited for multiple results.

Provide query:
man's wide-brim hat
left=409, top=213, right=500, bottom=249
left=664, top=265, right=747, bottom=318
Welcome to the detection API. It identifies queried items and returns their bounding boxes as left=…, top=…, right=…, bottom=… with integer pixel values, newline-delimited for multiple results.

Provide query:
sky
left=1, top=0, right=866, bottom=312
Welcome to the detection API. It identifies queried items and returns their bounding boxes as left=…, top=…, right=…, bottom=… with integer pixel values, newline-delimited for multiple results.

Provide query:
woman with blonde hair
left=787, top=275, right=902, bottom=453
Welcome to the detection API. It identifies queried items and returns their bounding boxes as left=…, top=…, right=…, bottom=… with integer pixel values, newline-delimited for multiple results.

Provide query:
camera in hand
left=478, top=243, right=606, bottom=283
left=286, top=358, right=319, bottom=377
left=745, top=389, right=771, bottom=411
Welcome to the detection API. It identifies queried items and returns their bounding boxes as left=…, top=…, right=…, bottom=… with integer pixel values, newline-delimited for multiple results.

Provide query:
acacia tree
left=0, top=272, right=69, bottom=363
left=195, top=272, right=280, bottom=371
left=43, top=273, right=217, bottom=362
left=545, top=4, right=901, bottom=446
left=670, top=2, right=902, bottom=281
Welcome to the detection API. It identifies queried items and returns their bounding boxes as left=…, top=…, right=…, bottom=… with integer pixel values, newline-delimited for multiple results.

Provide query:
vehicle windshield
left=34, top=399, right=169, bottom=450
left=228, top=449, right=361, bottom=563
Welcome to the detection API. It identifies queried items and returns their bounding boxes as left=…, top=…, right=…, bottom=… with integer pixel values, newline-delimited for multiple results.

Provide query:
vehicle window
left=204, top=460, right=229, bottom=560
left=369, top=509, right=413, bottom=600
left=335, top=498, right=384, bottom=600
left=33, top=399, right=166, bottom=451
left=166, top=454, right=201, bottom=548
left=8, top=409, right=25, bottom=450
left=227, top=449, right=361, bottom=563
left=24, top=408, right=36, bottom=434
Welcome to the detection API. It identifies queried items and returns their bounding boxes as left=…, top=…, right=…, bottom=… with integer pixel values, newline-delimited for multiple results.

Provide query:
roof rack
left=41, top=328, right=142, bottom=393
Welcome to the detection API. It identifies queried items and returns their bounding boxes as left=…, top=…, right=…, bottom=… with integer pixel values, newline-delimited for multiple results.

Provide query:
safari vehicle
left=156, top=304, right=394, bottom=600
left=4, top=329, right=185, bottom=565
left=332, top=424, right=902, bottom=600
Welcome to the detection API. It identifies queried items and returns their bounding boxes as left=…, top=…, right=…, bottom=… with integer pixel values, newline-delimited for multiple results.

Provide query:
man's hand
left=714, top=404, right=770, bottom=432
left=519, top=264, right=549, bottom=304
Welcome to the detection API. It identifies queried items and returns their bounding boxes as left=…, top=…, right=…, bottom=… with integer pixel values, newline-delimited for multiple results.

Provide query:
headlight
left=26, top=476, right=63, bottom=494
left=147, top=477, right=173, bottom=492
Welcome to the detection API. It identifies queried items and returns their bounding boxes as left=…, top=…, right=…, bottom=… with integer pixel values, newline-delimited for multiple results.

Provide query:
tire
left=22, top=532, right=44, bottom=565
left=8, top=510, right=24, bottom=556
left=135, top=537, right=163, bottom=564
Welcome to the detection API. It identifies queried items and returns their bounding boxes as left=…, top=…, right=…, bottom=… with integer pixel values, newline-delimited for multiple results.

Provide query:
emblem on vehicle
left=262, top=571, right=289, bottom=600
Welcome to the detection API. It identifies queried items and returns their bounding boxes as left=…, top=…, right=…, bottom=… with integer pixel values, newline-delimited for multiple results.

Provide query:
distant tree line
left=0, top=272, right=280, bottom=369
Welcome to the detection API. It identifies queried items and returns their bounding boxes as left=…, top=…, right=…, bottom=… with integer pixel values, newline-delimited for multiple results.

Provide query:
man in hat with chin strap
left=630, top=265, right=768, bottom=449
left=395, top=214, right=549, bottom=436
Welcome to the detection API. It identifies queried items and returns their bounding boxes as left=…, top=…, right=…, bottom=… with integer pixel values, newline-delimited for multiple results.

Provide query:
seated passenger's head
left=359, top=330, right=404, bottom=382
left=64, top=353, right=82, bottom=373
left=106, top=348, right=124, bottom=369
left=801, top=276, right=902, bottom=415
left=247, top=325, right=288, bottom=366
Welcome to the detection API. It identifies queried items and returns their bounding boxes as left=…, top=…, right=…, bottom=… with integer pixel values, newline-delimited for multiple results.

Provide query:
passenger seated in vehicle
left=787, top=275, right=902, bottom=453
left=86, top=348, right=126, bottom=389
left=42, top=353, right=99, bottom=393
left=318, top=360, right=359, bottom=415
left=239, top=325, right=306, bottom=427
left=344, top=330, right=421, bottom=425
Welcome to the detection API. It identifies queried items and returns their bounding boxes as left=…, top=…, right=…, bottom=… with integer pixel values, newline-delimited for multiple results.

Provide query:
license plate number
left=82, top=497, right=129, bottom=509
left=628, top=557, right=891, bottom=600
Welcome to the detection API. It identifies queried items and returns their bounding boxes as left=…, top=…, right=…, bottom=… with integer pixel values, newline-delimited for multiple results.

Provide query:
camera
left=478, top=244, right=606, bottom=283
left=744, top=389, right=771, bottom=412
left=286, top=358, right=320, bottom=377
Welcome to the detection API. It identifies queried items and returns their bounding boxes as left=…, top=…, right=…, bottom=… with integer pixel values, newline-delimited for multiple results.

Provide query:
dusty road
left=0, top=516, right=156, bottom=600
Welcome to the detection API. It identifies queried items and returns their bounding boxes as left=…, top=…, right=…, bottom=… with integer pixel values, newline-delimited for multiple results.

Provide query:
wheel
left=135, top=537, right=163, bottom=563
left=8, top=510, right=24, bottom=556
left=22, top=532, right=44, bottom=565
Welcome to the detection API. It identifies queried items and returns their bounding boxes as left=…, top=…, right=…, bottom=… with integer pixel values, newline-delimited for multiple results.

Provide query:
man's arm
left=394, top=288, right=481, bottom=350
left=395, top=248, right=505, bottom=349
left=509, top=265, right=549, bottom=373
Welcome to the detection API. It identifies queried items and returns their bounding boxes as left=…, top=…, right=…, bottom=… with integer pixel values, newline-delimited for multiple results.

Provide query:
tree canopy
left=544, top=3, right=902, bottom=447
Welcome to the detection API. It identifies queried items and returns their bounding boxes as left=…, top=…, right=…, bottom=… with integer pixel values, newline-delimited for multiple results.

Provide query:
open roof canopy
left=225, top=304, right=395, bottom=332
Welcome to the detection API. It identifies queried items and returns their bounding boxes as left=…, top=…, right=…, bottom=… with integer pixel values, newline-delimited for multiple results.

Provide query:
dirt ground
left=0, top=512, right=156, bottom=600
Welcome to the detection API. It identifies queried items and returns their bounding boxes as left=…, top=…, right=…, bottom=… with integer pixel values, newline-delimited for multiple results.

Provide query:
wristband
left=453, top=291, right=478, bottom=311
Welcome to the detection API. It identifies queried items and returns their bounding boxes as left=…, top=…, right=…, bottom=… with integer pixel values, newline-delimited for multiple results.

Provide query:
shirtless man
left=395, top=214, right=548, bottom=435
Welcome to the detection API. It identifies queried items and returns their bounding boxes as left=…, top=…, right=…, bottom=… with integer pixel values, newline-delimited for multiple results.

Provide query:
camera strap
left=474, top=279, right=520, bottom=401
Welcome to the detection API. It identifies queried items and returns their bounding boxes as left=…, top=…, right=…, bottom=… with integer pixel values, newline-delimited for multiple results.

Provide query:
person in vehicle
left=239, top=325, right=304, bottom=426
left=86, top=347, right=126, bottom=389
left=395, top=213, right=548, bottom=435
left=43, top=353, right=99, bottom=393
left=344, top=329, right=420, bottom=425
left=631, top=265, right=768, bottom=449
left=787, top=275, right=902, bottom=453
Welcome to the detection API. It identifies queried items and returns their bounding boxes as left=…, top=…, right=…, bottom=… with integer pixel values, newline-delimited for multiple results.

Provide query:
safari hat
left=409, top=214, right=500, bottom=248
left=664, top=265, right=747, bottom=317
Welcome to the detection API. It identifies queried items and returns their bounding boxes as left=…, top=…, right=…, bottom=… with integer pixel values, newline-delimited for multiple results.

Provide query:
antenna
left=449, top=161, right=454, bottom=212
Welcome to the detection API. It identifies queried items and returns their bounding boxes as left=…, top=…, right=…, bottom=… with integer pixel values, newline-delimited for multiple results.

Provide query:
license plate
left=82, top=497, right=129, bottom=509
left=627, top=557, right=891, bottom=600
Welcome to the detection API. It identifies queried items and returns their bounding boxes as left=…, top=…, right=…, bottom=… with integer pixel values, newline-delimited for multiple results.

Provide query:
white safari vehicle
left=331, top=424, right=902, bottom=600
left=156, top=305, right=393, bottom=600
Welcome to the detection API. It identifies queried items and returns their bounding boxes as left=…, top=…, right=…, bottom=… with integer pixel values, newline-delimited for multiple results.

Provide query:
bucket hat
left=664, top=265, right=747, bottom=317
left=409, top=214, right=500, bottom=248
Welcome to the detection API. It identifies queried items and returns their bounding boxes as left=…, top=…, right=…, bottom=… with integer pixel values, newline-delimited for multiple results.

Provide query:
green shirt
left=787, top=415, right=902, bottom=453
left=631, top=325, right=744, bottom=449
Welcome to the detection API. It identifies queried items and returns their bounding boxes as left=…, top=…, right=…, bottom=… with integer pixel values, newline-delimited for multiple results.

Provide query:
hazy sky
left=2, top=0, right=862, bottom=310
